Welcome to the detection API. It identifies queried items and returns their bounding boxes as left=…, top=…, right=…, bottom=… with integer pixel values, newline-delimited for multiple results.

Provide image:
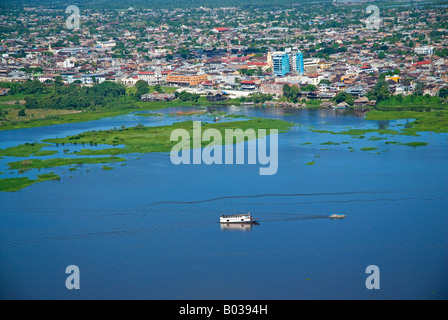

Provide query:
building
left=166, top=73, right=209, bottom=86
left=353, top=96, right=376, bottom=107
left=273, top=52, right=290, bottom=77
left=206, top=90, right=229, bottom=102
left=267, top=51, right=273, bottom=68
left=138, top=70, right=170, bottom=85
left=63, top=58, right=75, bottom=69
left=359, top=63, right=374, bottom=73
left=213, top=27, right=229, bottom=33
left=0, top=88, right=10, bottom=96
left=273, top=48, right=304, bottom=77
left=318, top=61, right=332, bottom=71
left=286, top=48, right=304, bottom=75
left=96, top=40, right=116, bottom=49
left=303, top=58, right=320, bottom=73
left=414, top=46, right=434, bottom=55
left=58, top=47, right=91, bottom=55
left=260, top=82, right=284, bottom=96
left=241, top=80, right=256, bottom=91
left=345, top=85, right=367, bottom=97
left=37, top=74, right=58, bottom=83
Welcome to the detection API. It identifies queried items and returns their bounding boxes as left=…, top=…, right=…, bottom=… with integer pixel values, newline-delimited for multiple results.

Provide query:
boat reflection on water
left=220, top=222, right=260, bottom=232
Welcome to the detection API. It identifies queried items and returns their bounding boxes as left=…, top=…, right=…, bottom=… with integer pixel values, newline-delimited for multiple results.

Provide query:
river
left=0, top=106, right=447, bottom=299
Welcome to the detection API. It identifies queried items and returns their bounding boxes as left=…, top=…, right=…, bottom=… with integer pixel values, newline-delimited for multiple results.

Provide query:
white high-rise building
left=414, top=46, right=434, bottom=55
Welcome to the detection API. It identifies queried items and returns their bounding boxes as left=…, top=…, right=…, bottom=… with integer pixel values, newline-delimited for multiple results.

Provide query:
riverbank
left=0, top=95, right=244, bottom=132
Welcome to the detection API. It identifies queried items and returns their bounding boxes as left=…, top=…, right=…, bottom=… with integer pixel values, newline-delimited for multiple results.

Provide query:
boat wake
left=138, top=191, right=387, bottom=207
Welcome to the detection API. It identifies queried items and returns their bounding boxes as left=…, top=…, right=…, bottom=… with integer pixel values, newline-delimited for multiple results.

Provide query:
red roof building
left=413, top=60, right=431, bottom=67
left=213, top=27, right=229, bottom=33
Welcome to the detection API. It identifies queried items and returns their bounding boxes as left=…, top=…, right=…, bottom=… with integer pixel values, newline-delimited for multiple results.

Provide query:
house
left=138, top=70, right=170, bottom=85
left=424, top=84, right=441, bottom=96
left=359, top=63, right=374, bottom=73
left=213, top=27, right=230, bottom=33
left=320, top=101, right=334, bottom=108
left=206, top=90, right=229, bottom=102
left=166, top=72, right=209, bottom=86
left=241, top=80, right=256, bottom=91
left=345, top=85, right=367, bottom=97
left=332, top=83, right=348, bottom=92
left=412, top=60, right=431, bottom=69
left=318, top=92, right=336, bottom=100
left=367, top=100, right=377, bottom=107
left=333, top=101, right=350, bottom=109
left=0, top=88, right=10, bottom=96
left=260, top=82, right=284, bottom=96
left=353, top=96, right=368, bottom=107
left=120, top=76, right=138, bottom=86
left=201, top=81, right=214, bottom=89
left=414, top=46, right=434, bottom=55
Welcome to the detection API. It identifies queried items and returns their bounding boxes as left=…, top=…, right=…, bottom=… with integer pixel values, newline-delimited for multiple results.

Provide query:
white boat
left=220, top=213, right=257, bottom=224
left=329, top=214, right=346, bottom=219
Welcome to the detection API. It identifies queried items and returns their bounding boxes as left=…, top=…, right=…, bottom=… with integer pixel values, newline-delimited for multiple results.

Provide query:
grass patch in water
left=400, top=142, right=428, bottom=147
left=360, top=147, right=379, bottom=151
left=7, top=156, right=126, bottom=170
left=0, top=173, right=60, bottom=192
left=0, top=143, right=51, bottom=157
left=368, top=136, right=387, bottom=141
left=365, top=110, right=448, bottom=134
left=320, top=141, right=339, bottom=145
left=385, top=141, right=428, bottom=147
left=43, top=119, right=293, bottom=156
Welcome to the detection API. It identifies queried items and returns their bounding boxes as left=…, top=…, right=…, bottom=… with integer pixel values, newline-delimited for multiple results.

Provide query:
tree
left=154, top=84, right=163, bottom=93
left=283, top=84, right=301, bottom=103
left=302, top=84, right=317, bottom=92
left=18, top=108, right=26, bottom=117
left=334, top=92, right=355, bottom=105
left=318, top=79, right=331, bottom=86
left=135, top=80, right=149, bottom=98
left=413, top=81, right=424, bottom=96
left=367, top=78, right=390, bottom=102
left=439, top=87, right=448, bottom=99
left=378, top=51, right=386, bottom=59
left=24, top=96, right=39, bottom=109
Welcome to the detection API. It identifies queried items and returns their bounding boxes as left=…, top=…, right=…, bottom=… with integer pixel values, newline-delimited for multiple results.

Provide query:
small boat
left=329, top=214, right=346, bottom=219
left=220, top=213, right=257, bottom=224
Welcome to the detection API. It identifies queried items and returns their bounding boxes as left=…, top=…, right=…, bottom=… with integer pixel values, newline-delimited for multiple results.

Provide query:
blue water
left=1, top=107, right=447, bottom=300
